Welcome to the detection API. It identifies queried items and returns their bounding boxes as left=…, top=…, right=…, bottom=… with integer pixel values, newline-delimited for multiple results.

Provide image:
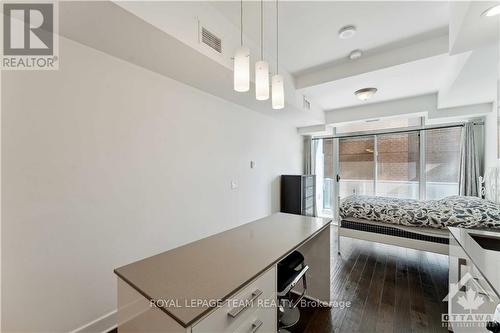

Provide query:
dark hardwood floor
left=290, top=226, right=449, bottom=333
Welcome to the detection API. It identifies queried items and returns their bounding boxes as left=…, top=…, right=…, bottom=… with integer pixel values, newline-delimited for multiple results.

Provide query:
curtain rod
left=312, top=121, right=484, bottom=141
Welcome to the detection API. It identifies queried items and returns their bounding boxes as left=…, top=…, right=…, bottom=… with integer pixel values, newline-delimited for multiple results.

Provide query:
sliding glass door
left=376, top=132, right=419, bottom=199
left=338, top=136, right=375, bottom=198
left=337, top=133, right=419, bottom=200
left=424, top=127, right=462, bottom=199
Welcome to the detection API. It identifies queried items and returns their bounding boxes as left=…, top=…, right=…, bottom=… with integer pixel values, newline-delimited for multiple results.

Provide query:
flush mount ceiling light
left=348, top=49, right=363, bottom=60
left=482, top=4, right=500, bottom=17
left=338, top=25, right=357, bottom=39
left=355, top=87, right=377, bottom=101
left=233, top=0, right=250, bottom=92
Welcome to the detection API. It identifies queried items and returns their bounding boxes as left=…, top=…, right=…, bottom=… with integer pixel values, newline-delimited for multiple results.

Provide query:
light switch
left=231, top=181, right=238, bottom=190
left=250, top=161, right=256, bottom=169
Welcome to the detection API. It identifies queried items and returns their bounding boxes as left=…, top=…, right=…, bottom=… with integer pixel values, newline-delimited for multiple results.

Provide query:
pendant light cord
left=260, top=0, right=263, bottom=60
left=240, top=0, right=243, bottom=46
left=276, top=0, right=279, bottom=73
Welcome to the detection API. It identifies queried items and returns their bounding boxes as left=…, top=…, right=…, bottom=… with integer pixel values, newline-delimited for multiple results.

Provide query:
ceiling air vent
left=201, top=27, right=222, bottom=53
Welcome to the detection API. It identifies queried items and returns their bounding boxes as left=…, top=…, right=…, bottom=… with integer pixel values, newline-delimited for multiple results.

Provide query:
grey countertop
left=114, top=213, right=331, bottom=328
left=449, top=227, right=500, bottom=297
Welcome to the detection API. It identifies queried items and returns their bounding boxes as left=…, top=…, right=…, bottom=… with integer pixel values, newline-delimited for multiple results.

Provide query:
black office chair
left=277, top=251, right=309, bottom=332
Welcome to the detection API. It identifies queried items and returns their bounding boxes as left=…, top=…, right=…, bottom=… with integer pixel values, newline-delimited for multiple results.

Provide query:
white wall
left=1, top=37, right=302, bottom=332
left=483, top=29, right=500, bottom=177
left=484, top=103, right=498, bottom=172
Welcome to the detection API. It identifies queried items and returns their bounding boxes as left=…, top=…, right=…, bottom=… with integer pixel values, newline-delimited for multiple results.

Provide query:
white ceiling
left=300, top=54, right=451, bottom=111
left=450, top=1, right=500, bottom=54
left=106, top=1, right=497, bottom=127
left=210, top=1, right=450, bottom=74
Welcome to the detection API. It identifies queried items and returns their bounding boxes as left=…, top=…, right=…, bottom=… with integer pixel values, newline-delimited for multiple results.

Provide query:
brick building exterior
left=321, top=127, right=461, bottom=183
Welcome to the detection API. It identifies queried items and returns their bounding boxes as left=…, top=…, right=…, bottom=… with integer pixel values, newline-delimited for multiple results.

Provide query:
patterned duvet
left=339, top=195, right=500, bottom=230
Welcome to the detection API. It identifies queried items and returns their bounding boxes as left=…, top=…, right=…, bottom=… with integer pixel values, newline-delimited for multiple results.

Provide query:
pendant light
left=233, top=0, right=250, bottom=92
left=255, top=0, right=269, bottom=100
left=271, top=0, right=284, bottom=109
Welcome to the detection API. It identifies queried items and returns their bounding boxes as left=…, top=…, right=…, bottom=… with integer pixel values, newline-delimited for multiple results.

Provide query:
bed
left=338, top=195, right=500, bottom=255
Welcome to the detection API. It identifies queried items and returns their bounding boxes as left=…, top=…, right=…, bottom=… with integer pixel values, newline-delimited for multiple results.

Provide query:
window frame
left=313, top=119, right=484, bottom=218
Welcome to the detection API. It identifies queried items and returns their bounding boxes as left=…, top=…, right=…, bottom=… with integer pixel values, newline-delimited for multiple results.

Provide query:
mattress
left=340, top=195, right=500, bottom=230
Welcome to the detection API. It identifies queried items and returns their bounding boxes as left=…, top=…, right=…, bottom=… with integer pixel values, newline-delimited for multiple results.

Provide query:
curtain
left=304, top=136, right=313, bottom=174
left=459, top=122, right=481, bottom=197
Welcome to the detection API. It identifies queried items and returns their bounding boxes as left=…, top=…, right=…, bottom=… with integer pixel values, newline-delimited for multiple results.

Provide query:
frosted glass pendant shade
left=272, top=74, right=284, bottom=109
left=233, top=47, right=250, bottom=92
left=255, top=60, right=270, bottom=100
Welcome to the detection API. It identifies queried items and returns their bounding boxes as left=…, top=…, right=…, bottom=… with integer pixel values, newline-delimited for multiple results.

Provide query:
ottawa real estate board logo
left=2, top=1, right=59, bottom=70
left=443, top=272, right=499, bottom=329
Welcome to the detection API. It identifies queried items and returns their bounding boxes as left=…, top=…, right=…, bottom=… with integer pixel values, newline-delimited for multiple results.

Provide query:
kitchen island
left=115, top=213, right=332, bottom=332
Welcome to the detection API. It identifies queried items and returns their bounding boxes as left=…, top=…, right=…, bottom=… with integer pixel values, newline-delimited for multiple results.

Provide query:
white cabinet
left=191, top=267, right=276, bottom=333
left=448, top=236, right=500, bottom=333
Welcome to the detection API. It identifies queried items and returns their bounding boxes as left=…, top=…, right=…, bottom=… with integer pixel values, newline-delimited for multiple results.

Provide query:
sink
left=470, top=233, right=500, bottom=251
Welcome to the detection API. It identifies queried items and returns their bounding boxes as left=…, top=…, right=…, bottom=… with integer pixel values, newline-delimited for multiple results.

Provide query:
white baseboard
left=69, top=310, right=117, bottom=333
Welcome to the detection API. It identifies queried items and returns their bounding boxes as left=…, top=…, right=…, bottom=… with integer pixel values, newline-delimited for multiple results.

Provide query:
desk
left=115, top=213, right=332, bottom=332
